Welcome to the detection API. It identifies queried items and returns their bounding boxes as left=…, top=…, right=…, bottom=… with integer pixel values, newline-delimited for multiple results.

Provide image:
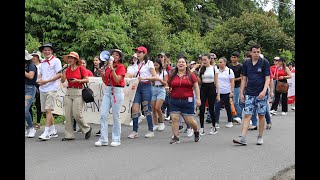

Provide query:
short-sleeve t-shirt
left=242, top=58, right=270, bottom=96
left=138, top=60, right=154, bottom=82
left=170, top=73, right=198, bottom=99
left=199, top=65, right=218, bottom=83
left=103, top=63, right=126, bottom=87
left=66, top=65, right=88, bottom=88
left=25, top=63, right=38, bottom=85
left=39, top=56, right=62, bottom=92
left=218, top=67, right=235, bottom=94
left=86, top=69, right=94, bottom=77
left=228, top=63, right=242, bottom=88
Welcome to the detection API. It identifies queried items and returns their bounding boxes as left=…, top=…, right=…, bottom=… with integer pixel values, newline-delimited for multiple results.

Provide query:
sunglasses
left=274, top=59, right=278, bottom=61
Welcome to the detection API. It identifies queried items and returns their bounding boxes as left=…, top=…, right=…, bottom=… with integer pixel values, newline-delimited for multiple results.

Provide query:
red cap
left=134, top=46, right=148, bottom=54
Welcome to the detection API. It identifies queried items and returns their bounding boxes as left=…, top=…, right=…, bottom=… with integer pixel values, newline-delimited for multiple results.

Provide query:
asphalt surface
left=25, top=109, right=295, bottom=180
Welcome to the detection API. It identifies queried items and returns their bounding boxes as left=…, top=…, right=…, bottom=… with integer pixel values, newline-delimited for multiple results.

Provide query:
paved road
left=25, top=109, right=295, bottom=180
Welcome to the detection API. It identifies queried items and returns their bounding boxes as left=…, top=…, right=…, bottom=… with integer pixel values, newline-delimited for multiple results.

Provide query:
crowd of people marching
left=25, top=43, right=295, bottom=146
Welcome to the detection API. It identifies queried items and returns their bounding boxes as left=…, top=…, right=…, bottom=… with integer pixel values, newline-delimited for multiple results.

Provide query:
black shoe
left=62, top=137, right=75, bottom=141
left=179, top=125, right=183, bottom=131
left=85, top=127, right=92, bottom=139
left=96, top=130, right=101, bottom=136
left=248, top=126, right=258, bottom=130
left=206, top=117, right=212, bottom=123
left=194, top=131, right=201, bottom=142
left=170, top=136, right=180, bottom=144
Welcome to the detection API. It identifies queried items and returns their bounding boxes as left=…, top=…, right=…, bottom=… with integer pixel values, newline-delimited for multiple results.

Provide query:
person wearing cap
left=37, top=43, right=62, bottom=140
left=270, top=57, right=292, bottom=116
left=25, top=50, right=38, bottom=138
left=270, top=56, right=280, bottom=102
left=59, top=51, right=92, bottom=141
left=233, top=44, right=270, bottom=146
left=167, top=56, right=201, bottom=144
left=228, top=51, right=243, bottom=124
left=94, top=49, right=126, bottom=147
left=128, top=46, right=157, bottom=139
left=29, top=51, right=43, bottom=130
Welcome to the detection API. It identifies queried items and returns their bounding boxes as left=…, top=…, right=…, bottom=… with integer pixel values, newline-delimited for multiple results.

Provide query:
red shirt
left=270, top=65, right=277, bottom=79
left=103, top=63, right=126, bottom=87
left=274, top=67, right=287, bottom=80
left=86, top=69, right=94, bottom=77
left=66, top=66, right=88, bottom=88
left=170, top=73, right=198, bottom=99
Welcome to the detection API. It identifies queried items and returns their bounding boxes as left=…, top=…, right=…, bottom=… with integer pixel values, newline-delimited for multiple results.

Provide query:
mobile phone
left=69, top=78, right=75, bottom=81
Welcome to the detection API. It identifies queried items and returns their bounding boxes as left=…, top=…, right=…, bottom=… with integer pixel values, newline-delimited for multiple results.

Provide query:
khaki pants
left=63, top=88, right=90, bottom=139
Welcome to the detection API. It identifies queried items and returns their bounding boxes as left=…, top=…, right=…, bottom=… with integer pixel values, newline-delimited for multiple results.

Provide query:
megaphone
left=100, top=50, right=113, bottom=62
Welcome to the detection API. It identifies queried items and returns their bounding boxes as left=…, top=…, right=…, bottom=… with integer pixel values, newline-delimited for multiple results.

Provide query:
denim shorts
left=151, top=86, right=166, bottom=101
left=169, top=97, right=195, bottom=116
left=244, top=95, right=268, bottom=115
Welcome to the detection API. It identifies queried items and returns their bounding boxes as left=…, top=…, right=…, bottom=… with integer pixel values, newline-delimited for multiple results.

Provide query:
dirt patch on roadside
left=271, top=165, right=295, bottom=180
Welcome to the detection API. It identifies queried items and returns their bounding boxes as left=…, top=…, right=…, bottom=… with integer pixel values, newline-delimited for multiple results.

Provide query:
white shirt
left=154, top=70, right=167, bottom=85
left=200, top=65, right=218, bottom=83
left=39, top=56, right=62, bottom=92
left=127, top=63, right=138, bottom=75
left=34, top=63, right=41, bottom=82
left=138, top=60, right=154, bottom=82
left=217, top=66, right=235, bottom=94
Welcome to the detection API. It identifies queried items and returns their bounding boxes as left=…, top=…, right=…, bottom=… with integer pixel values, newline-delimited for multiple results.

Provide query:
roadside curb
left=271, top=165, right=295, bottom=180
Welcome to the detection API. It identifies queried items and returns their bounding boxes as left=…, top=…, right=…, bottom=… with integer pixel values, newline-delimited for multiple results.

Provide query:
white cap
left=25, top=50, right=33, bottom=61
left=190, top=61, right=196, bottom=65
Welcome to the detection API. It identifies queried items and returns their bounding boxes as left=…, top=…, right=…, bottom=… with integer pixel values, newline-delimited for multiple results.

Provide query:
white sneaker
left=291, top=106, right=295, bottom=110
left=38, top=132, right=51, bottom=140
left=153, top=124, right=160, bottom=131
left=250, top=120, right=252, bottom=125
left=49, top=129, right=58, bottom=138
left=281, top=112, right=287, bottom=116
left=27, top=128, right=36, bottom=138
left=257, top=137, right=264, bottom=145
left=199, top=128, right=205, bottom=136
left=270, top=110, right=277, bottom=115
left=129, top=120, right=133, bottom=126
left=187, top=128, right=193, bottom=137
left=209, top=126, right=218, bottom=135
left=128, top=131, right=139, bottom=139
left=215, top=123, right=220, bottom=129
left=139, top=115, right=146, bottom=120
left=145, top=131, right=155, bottom=138
left=95, top=141, right=108, bottom=146
left=233, top=117, right=242, bottom=124
left=25, top=129, right=28, bottom=137
left=110, top=142, right=121, bottom=147
left=158, top=123, right=165, bottom=131
left=165, top=116, right=171, bottom=121
left=225, top=122, right=233, bottom=128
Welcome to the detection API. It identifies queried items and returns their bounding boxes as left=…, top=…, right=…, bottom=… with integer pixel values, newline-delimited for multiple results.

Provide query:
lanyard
left=136, top=61, right=145, bottom=77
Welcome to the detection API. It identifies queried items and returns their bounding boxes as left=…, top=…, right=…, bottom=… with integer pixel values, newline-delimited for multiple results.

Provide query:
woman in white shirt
left=151, top=58, right=168, bottom=131
left=215, top=57, right=235, bottom=128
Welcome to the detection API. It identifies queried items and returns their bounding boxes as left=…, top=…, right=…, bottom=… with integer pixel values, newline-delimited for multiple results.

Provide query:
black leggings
left=271, top=80, right=288, bottom=112
left=29, top=87, right=42, bottom=123
left=199, top=83, right=217, bottom=128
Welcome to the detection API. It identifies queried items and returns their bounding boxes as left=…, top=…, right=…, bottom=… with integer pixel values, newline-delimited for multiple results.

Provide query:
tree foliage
left=25, top=0, right=295, bottom=65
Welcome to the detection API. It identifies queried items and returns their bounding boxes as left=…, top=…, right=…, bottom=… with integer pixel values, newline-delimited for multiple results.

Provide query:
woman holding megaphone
left=94, top=49, right=126, bottom=147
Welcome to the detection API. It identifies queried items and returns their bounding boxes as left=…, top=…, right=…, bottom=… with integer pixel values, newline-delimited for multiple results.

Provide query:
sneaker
left=281, top=112, right=287, bottom=116
left=170, top=136, right=180, bottom=144
left=158, top=123, right=165, bottom=131
left=145, top=131, right=154, bottom=138
left=187, top=128, right=194, bottom=137
left=85, top=127, right=92, bottom=139
left=38, top=132, right=51, bottom=140
left=165, top=116, right=171, bottom=121
left=94, top=141, right=108, bottom=147
left=96, top=130, right=101, bottom=136
left=206, top=117, right=212, bottom=123
left=215, top=123, right=220, bottom=129
left=266, top=123, right=272, bottom=130
left=250, top=120, right=252, bottom=125
left=178, top=125, right=184, bottom=132
left=49, top=129, right=58, bottom=138
left=129, top=120, right=133, bottom=126
left=153, top=124, right=160, bottom=131
left=194, top=131, right=201, bottom=142
left=291, top=106, right=295, bottom=110
left=25, top=130, right=28, bottom=137
left=225, top=122, right=233, bottom=128
left=27, top=128, right=36, bottom=138
left=209, top=126, right=217, bottom=135
left=233, top=136, right=247, bottom=145
left=199, top=128, right=205, bottom=136
left=110, top=142, right=121, bottom=147
left=256, top=137, right=264, bottom=145
left=232, top=117, right=242, bottom=124
left=128, top=131, right=139, bottom=139
left=183, top=128, right=188, bottom=133
left=139, top=115, right=146, bottom=120
left=270, top=110, right=277, bottom=115
left=76, top=129, right=82, bottom=133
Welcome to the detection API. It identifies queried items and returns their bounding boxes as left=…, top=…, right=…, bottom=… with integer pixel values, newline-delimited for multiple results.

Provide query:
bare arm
left=193, top=81, right=201, bottom=107
left=25, top=71, right=35, bottom=80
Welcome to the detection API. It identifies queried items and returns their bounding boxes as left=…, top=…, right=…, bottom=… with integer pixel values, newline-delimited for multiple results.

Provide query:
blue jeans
left=215, top=93, right=232, bottom=123
left=99, top=86, right=124, bottom=143
left=233, top=87, right=242, bottom=119
left=25, top=85, right=36, bottom=128
left=132, top=83, right=153, bottom=132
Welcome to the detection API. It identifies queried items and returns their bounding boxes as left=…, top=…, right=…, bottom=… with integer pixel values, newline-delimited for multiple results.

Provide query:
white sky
left=263, top=0, right=295, bottom=11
